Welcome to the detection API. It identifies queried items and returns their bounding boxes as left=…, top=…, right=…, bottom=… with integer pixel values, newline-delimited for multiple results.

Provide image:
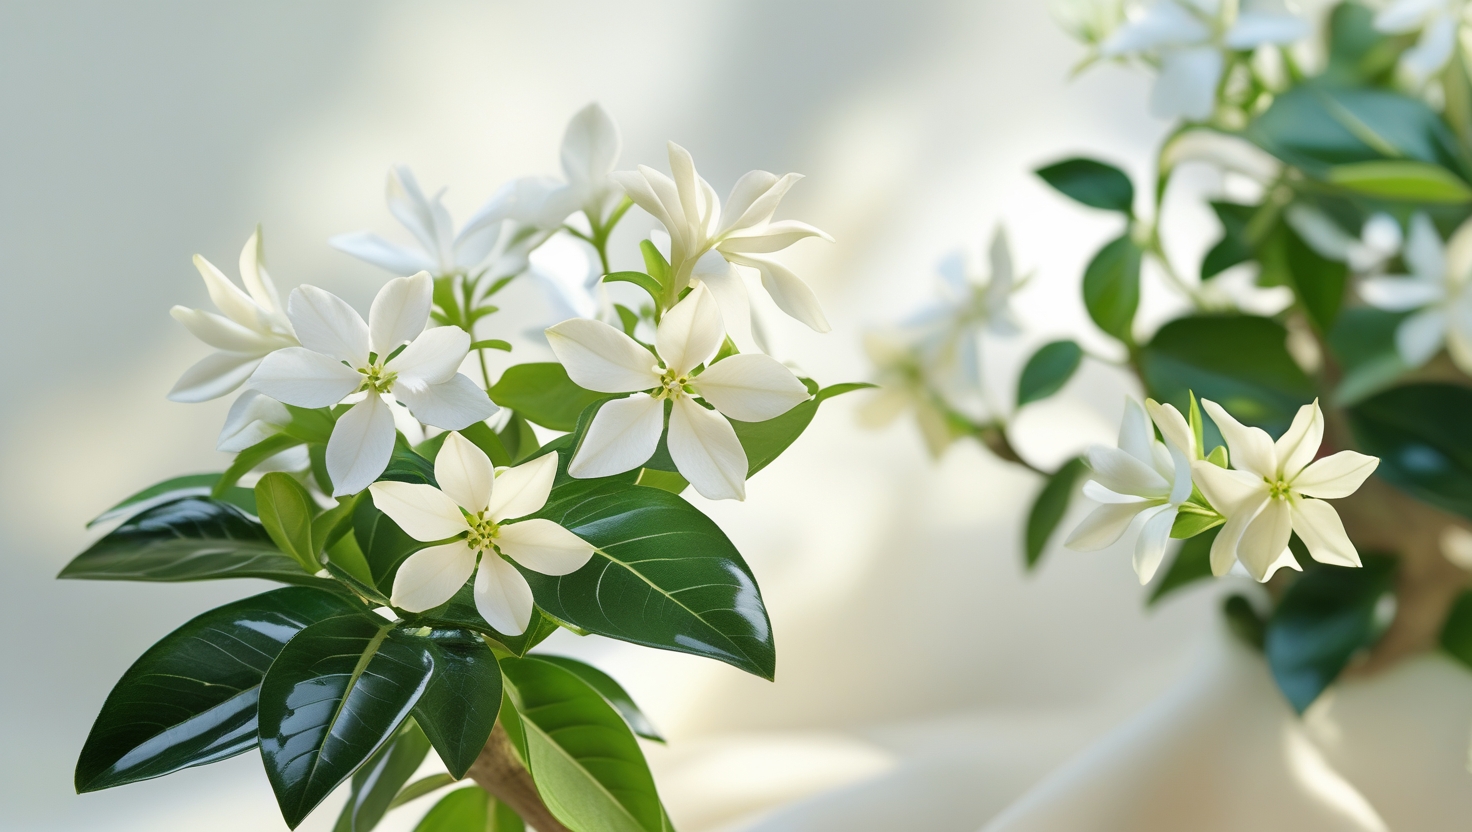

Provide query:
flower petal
left=389, top=325, right=470, bottom=386
left=1135, top=505, right=1178, bottom=584
left=1225, top=12, right=1310, bottom=49
left=667, top=142, right=706, bottom=246
left=487, top=452, right=558, bottom=523
left=370, top=272, right=433, bottom=357
left=611, top=170, right=679, bottom=249
left=561, top=103, right=621, bottom=196
left=718, top=220, right=831, bottom=255
left=568, top=394, right=665, bottom=478
left=386, top=166, right=445, bottom=262
left=1275, top=401, right=1324, bottom=481
left=668, top=397, right=748, bottom=501
left=390, top=540, right=477, bottom=612
left=1210, top=495, right=1266, bottom=577
left=1151, top=47, right=1223, bottom=122
left=474, top=553, right=535, bottom=636
left=1292, top=497, right=1362, bottom=568
left=693, top=251, right=757, bottom=351
left=720, top=171, right=800, bottom=236
left=1395, top=307, right=1447, bottom=368
left=1360, top=276, right=1445, bottom=311
left=1292, top=451, right=1379, bottom=499
left=1403, top=212, right=1445, bottom=281
left=656, top=282, right=724, bottom=376
left=1146, top=399, right=1194, bottom=459
left=170, top=306, right=276, bottom=353
left=168, top=351, right=262, bottom=403
left=329, top=231, right=437, bottom=276
left=692, top=353, right=810, bottom=422
left=368, top=480, right=467, bottom=541
left=394, top=373, right=497, bottom=431
left=218, top=389, right=289, bottom=452
left=250, top=347, right=363, bottom=408
left=1202, top=399, right=1277, bottom=478
left=1082, top=480, right=1147, bottom=504
left=546, top=318, right=660, bottom=393
left=1064, top=502, right=1145, bottom=551
left=193, top=253, right=266, bottom=330
left=326, top=394, right=397, bottom=497
left=1117, top=398, right=1156, bottom=467
left=435, top=431, right=494, bottom=513
left=1087, top=445, right=1170, bottom=498
left=1238, top=498, right=1294, bottom=581
left=495, top=518, right=594, bottom=576
left=287, top=285, right=370, bottom=366
left=1191, top=460, right=1266, bottom=513
left=239, top=228, right=285, bottom=315
left=725, top=252, right=831, bottom=333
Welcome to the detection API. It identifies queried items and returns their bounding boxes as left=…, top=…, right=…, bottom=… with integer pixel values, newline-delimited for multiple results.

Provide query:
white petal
left=368, top=480, right=467, bottom=542
left=1064, top=502, right=1145, bottom=551
left=217, top=389, right=289, bottom=452
left=1286, top=205, right=1354, bottom=261
left=1191, top=460, right=1266, bottom=513
left=167, top=351, right=262, bottom=403
left=1151, top=47, right=1223, bottom=121
left=287, top=285, right=370, bottom=366
left=1360, top=276, right=1445, bottom=311
left=1374, top=0, right=1442, bottom=33
left=656, top=282, right=724, bottom=376
left=487, top=452, right=557, bottom=523
left=369, top=272, right=433, bottom=357
left=693, top=251, right=757, bottom=351
left=1082, top=480, right=1147, bottom=504
left=568, top=394, right=665, bottom=478
left=1135, top=505, right=1178, bottom=584
left=389, top=325, right=470, bottom=387
left=1210, top=496, right=1265, bottom=576
left=495, top=518, right=595, bottom=575
left=474, top=553, right=536, bottom=636
left=724, top=252, right=831, bottom=333
left=1402, top=14, right=1457, bottom=82
left=1117, top=398, right=1156, bottom=467
left=1404, top=212, right=1445, bottom=281
left=1292, top=498, right=1362, bottom=568
left=561, top=103, right=621, bottom=194
left=1100, top=0, right=1208, bottom=55
left=250, top=347, right=363, bottom=408
left=326, top=394, right=397, bottom=497
left=1274, top=401, right=1324, bottom=480
left=390, top=540, right=477, bottom=612
left=386, top=166, right=445, bottom=262
left=193, top=253, right=266, bottom=330
left=720, top=171, right=800, bottom=236
left=666, top=142, right=706, bottom=246
left=1292, top=451, right=1379, bottom=499
left=546, top=318, right=660, bottom=393
left=1202, top=399, right=1277, bottom=478
left=1225, top=12, right=1310, bottom=48
left=693, top=354, right=810, bottom=421
left=170, top=306, right=275, bottom=353
left=239, top=228, right=285, bottom=315
left=718, top=220, right=830, bottom=254
left=1396, top=307, right=1447, bottom=368
left=1087, top=445, right=1170, bottom=498
left=435, top=431, right=494, bottom=513
left=611, top=170, right=679, bottom=248
left=329, top=231, right=437, bottom=276
left=395, top=373, right=497, bottom=431
left=668, top=397, right=748, bottom=501
left=1146, top=399, right=1195, bottom=459
left=1238, top=498, right=1294, bottom=581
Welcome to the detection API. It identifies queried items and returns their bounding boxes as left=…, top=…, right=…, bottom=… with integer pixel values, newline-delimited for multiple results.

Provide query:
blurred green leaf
left=1327, top=160, right=1472, bottom=203
left=1025, top=457, right=1087, bottom=570
left=1327, top=306, right=1408, bottom=405
left=387, top=773, right=458, bottom=811
left=1439, top=590, right=1472, bottom=671
left=1201, top=201, right=1258, bottom=280
left=1284, top=224, right=1347, bottom=333
left=731, top=383, right=873, bottom=478
left=1017, top=340, right=1083, bottom=407
left=1035, top=157, right=1134, bottom=213
left=412, top=788, right=523, bottom=832
left=1349, top=383, right=1472, bottom=520
left=1082, top=235, right=1141, bottom=342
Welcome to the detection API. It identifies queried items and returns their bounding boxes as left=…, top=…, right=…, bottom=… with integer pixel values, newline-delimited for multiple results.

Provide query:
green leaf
left=412, top=630, right=502, bottom=779
left=1328, top=306, right=1408, bottom=406
left=388, top=773, right=459, bottom=810
left=532, top=656, right=664, bottom=742
left=214, top=433, right=304, bottom=496
left=1082, top=235, right=1142, bottom=343
left=410, top=583, right=561, bottom=656
left=1201, top=201, right=1257, bottom=280
left=1035, top=157, right=1135, bottom=213
left=59, top=497, right=322, bottom=586
left=639, top=240, right=670, bottom=288
left=635, top=468, right=688, bottom=494
left=313, top=496, right=361, bottom=560
left=381, top=443, right=438, bottom=486
left=1024, top=458, right=1087, bottom=570
left=1323, top=1, right=1402, bottom=87
left=258, top=616, right=435, bottom=829
left=88, top=473, right=256, bottom=528
left=489, top=363, right=607, bottom=432
left=1327, top=160, right=1472, bottom=203
left=459, top=421, right=513, bottom=468
left=1148, top=527, right=1217, bottom=607
left=354, top=492, right=429, bottom=589
left=282, top=405, right=337, bottom=444
left=413, top=788, right=523, bottom=832
left=1349, top=383, right=1472, bottom=520
left=1224, top=594, right=1267, bottom=649
left=527, top=481, right=776, bottom=679
left=1168, top=509, right=1223, bottom=539
left=1439, top=591, right=1472, bottom=671
left=256, top=473, right=320, bottom=572
left=1139, top=315, right=1314, bottom=437
left=1266, top=556, right=1397, bottom=712
left=499, top=412, right=541, bottom=463
left=1017, top=340, right=1083, bottom=407
left=470, top=339, right=513, bottom=352
left=603, top=271, right=663, bottom=305
left=731, top=383, right=873, bottom=478
left=1284, top=226, right=1347, bottom=333
left=334, top=720, right=432, bottom=832
left=501, top=657, right=666, bottom=832
left=75, top=587, right=362, bottom=792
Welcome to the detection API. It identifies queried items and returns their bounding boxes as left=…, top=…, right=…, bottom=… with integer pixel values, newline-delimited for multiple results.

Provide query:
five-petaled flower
left=168, top=229, right=298, bottom=403
left=1359, top=213, right=1472, bottom=373
left=546, top=284, right=811, bottom=500
left=250, top=272, right=497, bottom=496
left=1192, top=399, right=1378, bottom=581
left=1374, top=0, right=1468, bottom=87
left=370, top=434, right=594, bottom=635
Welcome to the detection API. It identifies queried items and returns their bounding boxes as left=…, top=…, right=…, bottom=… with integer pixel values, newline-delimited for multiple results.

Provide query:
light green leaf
left=489, top=363, right=607, bottom=432
left=1082, top=235, right=1141, bottom=343
left=256, top=473, right=319, bottom=572
left=1327, top=160, right=1472, bottom=202
left=531, top=656, right=664, bottom=742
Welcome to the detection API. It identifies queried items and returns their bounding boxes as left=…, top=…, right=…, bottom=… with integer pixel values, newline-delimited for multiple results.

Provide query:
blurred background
left=0, top=1, right=1267, bottom=829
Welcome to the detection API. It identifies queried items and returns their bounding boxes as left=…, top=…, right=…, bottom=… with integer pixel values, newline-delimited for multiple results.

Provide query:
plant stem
left=467, top=723, right=571, bottom=832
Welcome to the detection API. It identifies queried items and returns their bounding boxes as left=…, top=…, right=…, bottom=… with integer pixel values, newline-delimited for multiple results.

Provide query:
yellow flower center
left=1266, top=477, right=1293, bottom=501
left=358, top=362, right=398, bottom=395
left=464, top=512, right=500, bottom=553
left=651, top=367, right=691, bottom=401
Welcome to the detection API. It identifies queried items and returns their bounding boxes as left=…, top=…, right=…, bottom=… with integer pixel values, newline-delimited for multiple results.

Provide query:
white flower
left=217, top=389, right=291, bottom=452
left=1100, top=0, right=1310, bottom=120
left=168, top=229, right=297, bottom=403
left=1287, top=206, right=1403, bottom=274
left=545, top=284, right=810, bottom=500
left=611, top=142, right=834, bottom=335
left=1053, top=0, right=1127, bottom=45
left=1192, top=399, right=1379, bottom=581
left=859, top=329, right=957, bottom=458
left=1065, top=398, right=1195, bottom=583
left=250, top=272, right=497, bottom=496
left=1360, top=213, right=1472, bottom=371
left=1375, top=0, right=1467, bottom=86
left=369, top=434, right=593, bottom=635
left=1161, top=127, right=1283, bottom=181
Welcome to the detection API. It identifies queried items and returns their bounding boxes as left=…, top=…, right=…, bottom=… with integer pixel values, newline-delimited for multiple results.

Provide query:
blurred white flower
left=612, top=141, right=834, bottom=335
left=250, top=273, right=497, bottom=496
left=1360, top=213, right=1472, bottom=371
left=1053, top=0, right=1128, bottom=45
left=168, top=229, right=298, bottom=403
left=546, top=284, right=809, bottom=500
left=1286, top=206, right=1403, bottom=273
left=858, top=330, right=958, bottom=458
left=1161, top=127, right=1283, bottom=181
left=370, top=435, right=593, bottom=635
left=1066, top=398, right=1195, bottom=584
left=1192, top=399, right=1378, bottom=581
left=1100, top=0, right=1310, bottom=120
left=1375, top=0, right=1468, bottom=86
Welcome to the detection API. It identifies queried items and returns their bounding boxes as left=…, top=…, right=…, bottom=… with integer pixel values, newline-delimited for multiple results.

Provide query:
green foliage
left=499, top=412, right=542, bottom=463
left=1082, top=235, right=1142, bottom=342
left=603, top=271, right=663, bottom=305
left=1283, top=225, right=1347, bottom=333
left=1223, top=594, right=1267, bottom=649
left=255, top=473, right=320, bottom=572
left=354, top=492, right=429, bottom=590
left=1148, top=528, right=1217, bottom=606
left=1265, top=555, right=1397, bottom=713
left=1322, top=1, right=1404, bottom=87
left=1017, top=340, right=1083, bottom=407
left=731, top=382, right=873, bottom=477
left=389, top=774, right=459, bottom=811
left=1439, top=591, right=1472, bottom=671
left=333, top=721, right=432, bottom=832
left=413, top=788, right=523, bottom=832
left=1201, top=201, right=1258, bottom=280
left=1024, top=458, right=1087, bottom=570
left=1350, top=384, right=1472, bottom=521
left=215, top=433, right=303, bottom=495
left=88, top=473, right=255, bottom=527
left=1035, top=157, right=1135, bottom=213
left=490, top=363, right=608, bottom=432
left=1327, top=160, right=1472, bottom=203
left=532, top=656, right=664, bottom=742
left=409, top=582, right=563, bottom=655
left=1327, top=307, right=1408, bottom=405
left=411, top=630, right=503, bottom=779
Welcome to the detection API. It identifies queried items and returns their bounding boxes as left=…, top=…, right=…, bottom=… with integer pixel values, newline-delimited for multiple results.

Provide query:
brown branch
left=466, top=722, right=571, bottom=832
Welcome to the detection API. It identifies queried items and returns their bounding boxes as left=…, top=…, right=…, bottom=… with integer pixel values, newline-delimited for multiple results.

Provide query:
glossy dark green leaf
left=88, top=473, right=256, bottom=527
left=1082, top=235, right=1141, bottom=343
left=75, top=587, right=363, bottom=792
left=215, top=433, right=304, bottom=496
left=413, top=787, right=523, bottom=832
left=1327, top=306, right=1408, bottom=405
left=412, top=630, right=502, bottom=779
left=731, top=383, right=874, bottom=478
left=313, top=496, right=360, bottom=559
left=1201, top=201, right=1257, bottom=280
left=410, top=583, right=562, bottom=655
left=527, top=481, right=776, bottom=679
left=354, top=492, right=429, bottom=589
left=533, top=656, right=663, bottom=742
left=1017, top=340, right=1083, bottom=407
left=59, top=497, right=321, bottom=586
left=1148, top=528, right=1217, bottom=607
left=333, top=720, right=432, bottom=832
left=501, top=657, right=665, bottom=832
left=258, top=616, right=435, bottom=829
left=489, top=363, right=608, bottom=432
left=380, top=443, right=438, bottom=486
left=1265, top=555, right=1397, bottom=713
left=1284, top=225, right=1347, bottom=333
left=257, top=473, right=320, bottom=572
left=499, top=412, right=542, bottom=463
left=1035, top=157, right=1135, bottom=213
left=1140, top=315, right=1314, bottom=437
left=325, top=562, right=393, bottom=608
left=1169, top=509, right=1223, bottom=539
left=1024, top=458, right=1086, bottom=570
left=1439, top=591, right=1472, bottom=671
left=1223, top=594, right=1267, bottom=649
left=1349, top=384, right=1472, bottom=521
